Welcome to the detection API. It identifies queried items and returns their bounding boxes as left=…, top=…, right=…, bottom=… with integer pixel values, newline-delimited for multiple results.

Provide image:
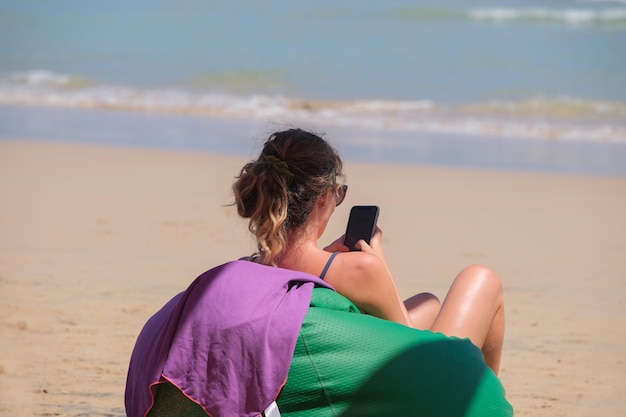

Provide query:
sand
left=1, top=139, right=625, bottom=416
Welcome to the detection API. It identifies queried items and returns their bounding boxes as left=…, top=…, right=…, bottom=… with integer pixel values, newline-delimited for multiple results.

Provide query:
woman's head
left=233, top=128, right=344, bottom=265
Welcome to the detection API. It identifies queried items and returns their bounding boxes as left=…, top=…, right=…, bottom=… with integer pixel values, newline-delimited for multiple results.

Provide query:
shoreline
left=2, top=104, right=626, bottom=177
left=1, top=140, right=625, bottom=416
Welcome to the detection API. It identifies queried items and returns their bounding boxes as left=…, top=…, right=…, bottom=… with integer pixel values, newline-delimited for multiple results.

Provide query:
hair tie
left=263, top=155, right=295, bottom=185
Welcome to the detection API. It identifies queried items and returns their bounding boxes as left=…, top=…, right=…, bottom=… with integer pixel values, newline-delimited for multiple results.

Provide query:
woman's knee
left=457, top=264, right=504, bottom=302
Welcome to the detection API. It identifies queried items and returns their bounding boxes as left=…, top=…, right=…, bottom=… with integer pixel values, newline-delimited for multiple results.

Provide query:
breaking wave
left=1, top=70, right=625, bottom=143
left=467, top=7, right=626, bottom=24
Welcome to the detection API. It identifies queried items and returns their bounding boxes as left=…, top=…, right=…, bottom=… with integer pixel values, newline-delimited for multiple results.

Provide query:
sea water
left=1, top=0, right=625, bottom=175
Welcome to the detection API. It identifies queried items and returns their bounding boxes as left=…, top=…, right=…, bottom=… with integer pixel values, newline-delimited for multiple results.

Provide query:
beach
left=0, top=139, right=624, bottom=416
left=2, top=0, right=626, bottom=414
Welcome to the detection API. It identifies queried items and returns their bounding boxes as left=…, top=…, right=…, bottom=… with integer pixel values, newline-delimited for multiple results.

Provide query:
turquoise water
left=1, top=0, right=625, bottom=173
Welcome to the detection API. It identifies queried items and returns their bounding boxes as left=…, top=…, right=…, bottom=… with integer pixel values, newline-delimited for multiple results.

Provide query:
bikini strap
left=319, top=252, right=340, bottom=280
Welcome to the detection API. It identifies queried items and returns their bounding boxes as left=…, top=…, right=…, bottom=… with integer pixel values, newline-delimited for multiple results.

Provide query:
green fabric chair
left=147, top=287, right=512, bottom=417
left=277, top=288, right=512, bottom=416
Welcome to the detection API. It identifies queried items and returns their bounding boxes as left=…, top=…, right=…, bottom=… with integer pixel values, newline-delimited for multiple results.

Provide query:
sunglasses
left=335, top=184, right=348, bottom=207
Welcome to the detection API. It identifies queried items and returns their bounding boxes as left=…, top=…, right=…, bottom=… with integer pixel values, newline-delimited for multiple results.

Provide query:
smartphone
left=343, top=206, right=380, bottom=251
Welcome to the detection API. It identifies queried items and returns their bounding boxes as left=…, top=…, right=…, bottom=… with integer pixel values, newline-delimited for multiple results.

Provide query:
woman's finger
left=324, top=235, right=349, bottom=252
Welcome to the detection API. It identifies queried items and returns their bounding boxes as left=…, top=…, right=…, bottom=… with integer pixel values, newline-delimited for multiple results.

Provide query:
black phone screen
left=343, top=206, right=380, bottom=251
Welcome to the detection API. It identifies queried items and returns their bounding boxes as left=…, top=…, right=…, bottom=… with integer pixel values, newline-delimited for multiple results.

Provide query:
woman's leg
left=404, top=293, right=441, bottom=329
left=430, top=265, right=505, bottom=375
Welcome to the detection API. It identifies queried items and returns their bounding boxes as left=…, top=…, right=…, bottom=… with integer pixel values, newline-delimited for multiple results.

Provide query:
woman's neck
left=277, top=228, right=322, bottom=273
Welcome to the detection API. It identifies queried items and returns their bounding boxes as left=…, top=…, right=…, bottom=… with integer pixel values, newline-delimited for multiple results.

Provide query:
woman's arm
left=323, top=228, right=413, bottom=326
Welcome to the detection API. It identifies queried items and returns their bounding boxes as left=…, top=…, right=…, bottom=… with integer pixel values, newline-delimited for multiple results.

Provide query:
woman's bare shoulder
left=325, top=251, right=386, bottom=284
left=339, top=250, right=380, bottom=268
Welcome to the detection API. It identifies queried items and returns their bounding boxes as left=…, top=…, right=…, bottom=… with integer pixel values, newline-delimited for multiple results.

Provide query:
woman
left=233, top=128, right=505, bottom=375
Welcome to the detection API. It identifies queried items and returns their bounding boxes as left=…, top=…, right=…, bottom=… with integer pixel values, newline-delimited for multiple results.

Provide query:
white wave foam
left=9, top=70, right=75, bottom=87
left=0, top=77, right=625, bottom=143
left=468, top=7, right=626, bottom=24
left=580, top=0, right=626, bottom=5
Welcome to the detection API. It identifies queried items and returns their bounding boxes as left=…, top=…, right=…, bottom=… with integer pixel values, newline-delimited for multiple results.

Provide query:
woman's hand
left=355, top=227, right=390, bottom=272
left=324, top=228, right=388, bottom=261
left=355, top=227, right=383, bottom=254
left=323, top=235, right=350, bottom=253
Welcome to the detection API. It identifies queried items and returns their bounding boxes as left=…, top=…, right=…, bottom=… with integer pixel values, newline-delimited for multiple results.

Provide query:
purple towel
left=125, top=260, right=331, bottom=417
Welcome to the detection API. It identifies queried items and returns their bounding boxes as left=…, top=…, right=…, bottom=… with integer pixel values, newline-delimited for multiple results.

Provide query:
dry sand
left=1, top=140, right=625, bottom=416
